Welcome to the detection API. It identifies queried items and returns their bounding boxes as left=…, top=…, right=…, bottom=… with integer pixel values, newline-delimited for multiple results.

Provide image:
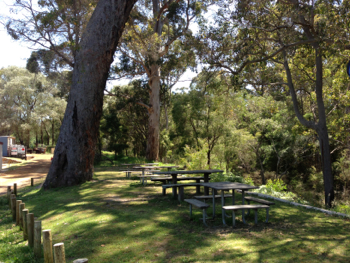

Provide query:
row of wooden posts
left=6, top=181, right=88, bottom=263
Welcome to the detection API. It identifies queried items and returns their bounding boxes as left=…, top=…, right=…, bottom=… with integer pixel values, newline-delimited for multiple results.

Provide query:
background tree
left=196, top=0, right=350, bottom=207
left=0, top=66, right=66, bottom=147
left=5, top=0, right=98, bottom=68
left=102, top=80, right=149, bottom=158
left=112, top=0, right=205, bottom=161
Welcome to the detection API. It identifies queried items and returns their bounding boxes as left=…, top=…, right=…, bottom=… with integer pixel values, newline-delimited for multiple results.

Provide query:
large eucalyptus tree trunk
left=145, top=1, right=163, bottom=161
left=43, top=0, right=137, bottom=189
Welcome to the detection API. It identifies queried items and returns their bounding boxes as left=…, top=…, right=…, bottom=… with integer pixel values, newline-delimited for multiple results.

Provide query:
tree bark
left=52, top=120, right=55, bottom=146
left=283, top=48, right=334, bottom=207
left=43, top=0, right=137, bottom=189
left=146, top=64, right=161, bottom=161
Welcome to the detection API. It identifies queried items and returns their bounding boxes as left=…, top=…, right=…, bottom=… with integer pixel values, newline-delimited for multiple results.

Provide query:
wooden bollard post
left=13, top=183, right=17, bottom=196
left=22, top=209, right=29, bottom=240
left=27, top=213, right=34, bottom=247
left=43, top=229, right=54, bottom=263
left=34, top=221, right=42, bottom=258
left=16, top=200, right=22, bottom=226
left=53, top=242, right=66, bottom=263
left=73, top=259, right=88, bottom=263
left=9, top=190, right=14, bottom=208
left=7, top=186, right=11, bottom=201
left=31, top=178, right=34, bottom=186
left=10, top=194, right=16, bottom=221
left=19, top=203, right=25, bottom=230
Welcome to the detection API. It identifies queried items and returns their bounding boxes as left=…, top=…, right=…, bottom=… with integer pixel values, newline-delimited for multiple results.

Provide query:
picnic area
left=1, top=157, right=350, bottom=262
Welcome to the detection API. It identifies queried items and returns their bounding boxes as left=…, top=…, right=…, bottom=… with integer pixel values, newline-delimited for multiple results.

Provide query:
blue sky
left=0, top=0, right=33, bottom=69
left=0, top=1, right=195, bottom=91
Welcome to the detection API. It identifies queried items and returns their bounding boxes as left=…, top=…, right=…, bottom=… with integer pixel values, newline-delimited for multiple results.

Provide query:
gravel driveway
left=0, top=155, right=52, bottom=196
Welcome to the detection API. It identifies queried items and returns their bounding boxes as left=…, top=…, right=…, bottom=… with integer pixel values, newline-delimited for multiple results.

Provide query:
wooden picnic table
left=152, top=169, right=223, bottom=198
left=120, top=164, right=141, bottom=177
left=200, top=182, right=258, bottom=219
left=156, top=165, right=178, bottom=171
left=133, top=166, right=160, bottom=184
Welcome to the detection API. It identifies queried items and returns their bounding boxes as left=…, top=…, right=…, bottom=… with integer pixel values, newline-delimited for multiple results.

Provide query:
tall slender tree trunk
left=51, top=120, right=55, bottom=146
left=317, top=125, right=334, bottom=205
left=283, top=48, right=334, bottom=207
left=146, top=64, right=161, bottom=161
left=40, top=121, right=43, bottom=144
left=43, top=0, right=137, bottom=189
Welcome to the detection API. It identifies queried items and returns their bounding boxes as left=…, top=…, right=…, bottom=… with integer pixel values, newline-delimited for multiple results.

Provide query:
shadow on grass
left=3, top=170, right=350, bottom=262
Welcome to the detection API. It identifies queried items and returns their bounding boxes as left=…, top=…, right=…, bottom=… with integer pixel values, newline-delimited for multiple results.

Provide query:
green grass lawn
left=1, top=167, right=350, bottom=262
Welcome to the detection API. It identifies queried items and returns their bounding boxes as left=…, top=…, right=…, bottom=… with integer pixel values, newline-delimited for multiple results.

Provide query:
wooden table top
left=152, top=169, right=223, bottom=175
left=200, top=182, right=258, bottom=191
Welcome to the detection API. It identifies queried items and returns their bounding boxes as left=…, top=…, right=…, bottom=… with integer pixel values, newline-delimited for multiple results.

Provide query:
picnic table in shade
left=152, top=169, right=223, bottom=198
left=200, top=182, right=258, bottom=219
left=156, top=165, right=178, bottom=171
left=120, top=164, right=141, bottom=177
left=133, top=166, right=161, bottom=184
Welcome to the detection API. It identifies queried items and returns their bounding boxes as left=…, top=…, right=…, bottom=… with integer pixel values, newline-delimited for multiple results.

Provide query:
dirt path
left=0, top=155, right=52, bottom=196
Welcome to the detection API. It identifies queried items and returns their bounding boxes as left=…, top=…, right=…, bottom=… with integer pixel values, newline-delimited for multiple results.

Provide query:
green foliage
left=308, top=167, right=324, bottom=193
left=266, top=179, right=287, bottom=192
left=253, top=179, right=308, bottom=204
left=179, top=140, right=209, bottom=170
left=210, top=172, right=244, bottom=183
left=0, top=66, right=66, bottom=147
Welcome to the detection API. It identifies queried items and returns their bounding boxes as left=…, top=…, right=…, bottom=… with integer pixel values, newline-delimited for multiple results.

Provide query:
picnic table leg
left=221, top=191, right=225, bottom=219
left=178, top=186, right=184, bottom=202
left=212, top=189, right=216, bottom=219
left=172, top=174, right=178, bottom=199
left=265, top=207, right=270, bottom=223
left=232, top=189, right=235, bottom=205
left=141, top=169, right=145, bottom=185
left=162, top=182, right=166, bottom=196
left=195, top=179, right=200, bottom=194
left=203, top=173, right=210, bottom=195
left=241, top=190, right=245, bottom=218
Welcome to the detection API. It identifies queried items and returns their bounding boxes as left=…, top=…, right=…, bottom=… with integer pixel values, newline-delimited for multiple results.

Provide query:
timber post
left=73, top=259, right=88, bottom=263
left=53, top=242, right=66, bottom=263
left=43, top=229, right=54, bottom=263
left=34, top=221, right=42, bottom=258
left=22, top=209, right=29, bottom=240
left=13, top=183, right=17, bottom=196
left=6, top=186, right=11, bottom=201
left=16, top=200, right=22, bottom=225
left=19, top=203, right=25, bottom=230
left=9, top=190, right=13, bottom=208
left=31, top=178, right=34, bottom=186
left=10, top=194, right=16, bottom=221
left=27, top=213, right=34, bottom=247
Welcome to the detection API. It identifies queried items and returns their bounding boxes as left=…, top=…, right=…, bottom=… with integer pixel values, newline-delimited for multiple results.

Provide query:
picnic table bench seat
left=162, top=183, right=203, bottom=201
left=222, top=204, right=269, bottom=227
left=244, top=196, right=275, bottom=215
left=194, top=194, right=232, bottom=203
left=137, top=172, right=164, bottom=184
left=153, top=176, right=209, bottom=196
left=184, top=199, right=210, bottom=226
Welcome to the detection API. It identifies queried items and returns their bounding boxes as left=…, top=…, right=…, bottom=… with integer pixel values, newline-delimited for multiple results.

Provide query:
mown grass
left=1, top=166, right=350, bottom=262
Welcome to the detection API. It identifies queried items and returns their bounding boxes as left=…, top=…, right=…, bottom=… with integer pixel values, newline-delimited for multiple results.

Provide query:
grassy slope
left=1, top=167, right=350, bottom=263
